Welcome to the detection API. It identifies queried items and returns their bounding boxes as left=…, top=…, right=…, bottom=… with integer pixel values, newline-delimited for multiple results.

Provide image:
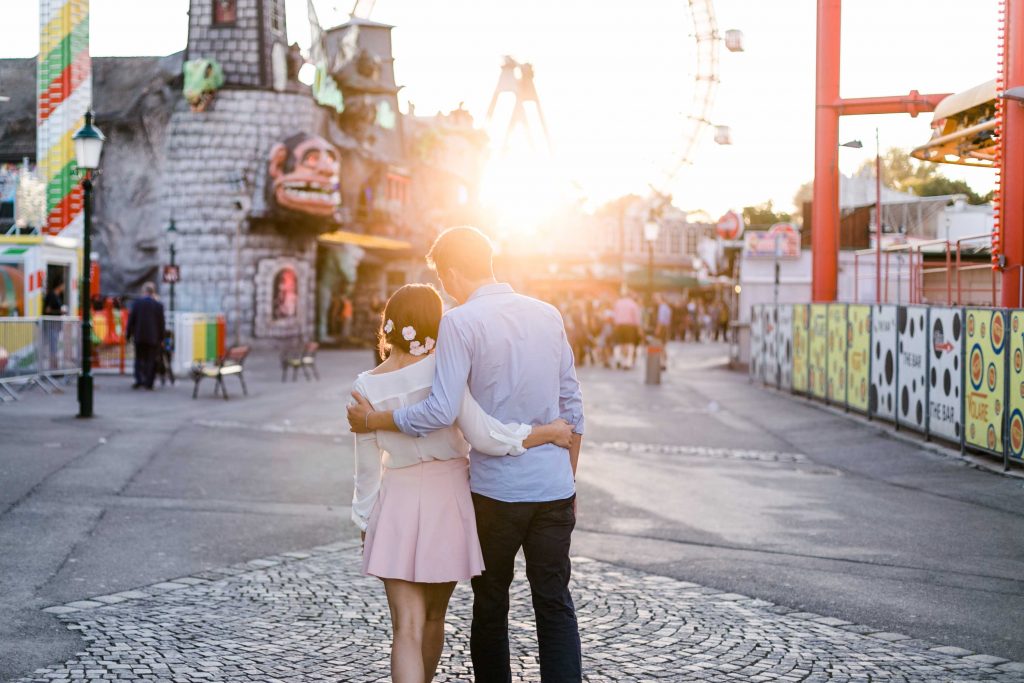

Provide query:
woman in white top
left=351, top=284, right=572, bottom=683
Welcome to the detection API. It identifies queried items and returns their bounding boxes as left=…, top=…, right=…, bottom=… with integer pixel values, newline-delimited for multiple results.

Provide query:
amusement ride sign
left=743, top=222, right=801, bottom=259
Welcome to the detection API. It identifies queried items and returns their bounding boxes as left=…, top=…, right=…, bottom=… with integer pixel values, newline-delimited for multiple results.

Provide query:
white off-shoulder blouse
left=350, top=355, right=531, bottom=531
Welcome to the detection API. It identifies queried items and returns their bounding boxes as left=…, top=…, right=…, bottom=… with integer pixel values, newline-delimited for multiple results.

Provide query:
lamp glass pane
left=644, top=221, right=660, bottom=242
left=74, top=136, right=103, bottom=170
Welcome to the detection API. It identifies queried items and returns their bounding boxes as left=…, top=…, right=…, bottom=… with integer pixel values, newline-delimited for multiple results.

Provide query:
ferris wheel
left=659, top=0, right=744, bottom=191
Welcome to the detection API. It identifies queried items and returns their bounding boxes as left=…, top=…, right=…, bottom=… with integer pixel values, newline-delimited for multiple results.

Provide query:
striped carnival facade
left=37, top=0, right=91, bottom=239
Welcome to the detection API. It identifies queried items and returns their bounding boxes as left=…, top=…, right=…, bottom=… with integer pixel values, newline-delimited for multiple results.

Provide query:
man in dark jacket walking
left=127, top=282, right=166, bottom=390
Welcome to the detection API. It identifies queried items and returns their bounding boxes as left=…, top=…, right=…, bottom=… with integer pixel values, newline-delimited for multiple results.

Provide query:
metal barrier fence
left=749, top=303, right=1022, bottom=471
left=0, top=311, right=225, bottom=400
left=0, top=316, right=81, bottom=400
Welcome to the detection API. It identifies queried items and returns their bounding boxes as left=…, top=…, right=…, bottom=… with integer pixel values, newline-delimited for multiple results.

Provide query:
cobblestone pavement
left=19, top=544, right=1024, bottom=683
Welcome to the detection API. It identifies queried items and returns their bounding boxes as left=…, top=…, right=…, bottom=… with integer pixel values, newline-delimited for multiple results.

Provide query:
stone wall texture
left=186, top=0, right=288, bottom=90
left=159, top=90, right=322, bottom=344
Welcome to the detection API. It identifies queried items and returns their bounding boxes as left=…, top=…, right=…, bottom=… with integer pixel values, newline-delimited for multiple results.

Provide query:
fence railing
left=851, top=233, right=1008, bottom=306
left=0, top=316, right=80, bottom=400
left=749, top=302, right=1021, bottom=471
left=0, top=312, right=226, bottom=400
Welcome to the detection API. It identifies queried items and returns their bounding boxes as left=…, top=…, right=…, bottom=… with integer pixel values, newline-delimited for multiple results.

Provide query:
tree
left=743, top=200, right=791, bottom=228
left=857, top=147, right=939, bottom=193
left=856, top=147, right=989, bottom=203
left=914, top=176, right=992, bottom=205
left=792, top=180, right=813, bottom=223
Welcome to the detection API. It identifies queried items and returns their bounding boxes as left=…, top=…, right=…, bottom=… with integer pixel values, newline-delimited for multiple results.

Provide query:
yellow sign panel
left=809, top=304, right=828, bottom=399
left=846, top=305, right=871, bottom=412
left=827, top=304, right=847, bottom=403
left=964, top=308, right=1005, bottom=454
left=792, top=305, right=809, bottom=393
left=1007, top=312, right=1024, bottom=461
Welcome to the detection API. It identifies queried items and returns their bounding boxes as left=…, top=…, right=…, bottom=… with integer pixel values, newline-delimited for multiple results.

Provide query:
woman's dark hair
left=378, top=284, right=443, bottom=359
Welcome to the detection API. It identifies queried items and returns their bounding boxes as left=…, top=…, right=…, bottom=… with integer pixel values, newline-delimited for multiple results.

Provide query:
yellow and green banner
left=827, top=304, right=847, bottom=404
left=809, top=304, right=827, bottom=399
left=847, top=304, right=871, bottom=413
left=792, top=304, right=809, bottom=394
left=964, top=308, right=1005, bottom=455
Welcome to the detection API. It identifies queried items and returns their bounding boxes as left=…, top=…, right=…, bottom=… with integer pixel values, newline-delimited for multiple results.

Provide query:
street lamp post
left=643, top=218, right=662, bottom=386
left=643, top=218, right=660, bottom=315
left=166, top=217, right=178, bottom=315
left=72, top=111, right=105, bottom=418
left=840, top=136, right=883, bottom=303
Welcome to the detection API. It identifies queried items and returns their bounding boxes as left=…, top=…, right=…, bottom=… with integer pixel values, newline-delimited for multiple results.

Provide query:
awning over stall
left=318, top=230, right=411, bottom=251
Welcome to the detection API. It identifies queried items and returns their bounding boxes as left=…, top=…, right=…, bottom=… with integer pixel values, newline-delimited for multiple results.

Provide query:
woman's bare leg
left=383, top=579, right=429, bottom=683
left=422, top=582, right=457, bottom=681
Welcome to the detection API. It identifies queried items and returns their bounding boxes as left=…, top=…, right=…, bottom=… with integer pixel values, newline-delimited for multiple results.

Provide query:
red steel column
left=812, top=0, right=842, bottom=302
left=1001, top=0, right=1024, bottom=307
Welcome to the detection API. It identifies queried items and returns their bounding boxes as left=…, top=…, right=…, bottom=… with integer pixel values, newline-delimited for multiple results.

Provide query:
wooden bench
left=280, top=341, right=320, bottom=382
left=191, top=345, right=250, bottom=400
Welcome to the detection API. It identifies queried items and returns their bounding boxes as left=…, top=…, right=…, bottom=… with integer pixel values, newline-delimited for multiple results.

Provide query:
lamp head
left=643, top=220, right=660, bottom=243
left=73, top=111, right=106, bottom=171
left=166, top=216, right=179, bottom=247
left=1001, top=86, right=1024, bottom=104
left=840, top=139, right=863, bottom=149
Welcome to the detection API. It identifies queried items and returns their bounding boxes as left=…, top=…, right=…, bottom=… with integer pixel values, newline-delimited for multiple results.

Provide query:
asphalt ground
left=1, top=342, right=1022, bottom=681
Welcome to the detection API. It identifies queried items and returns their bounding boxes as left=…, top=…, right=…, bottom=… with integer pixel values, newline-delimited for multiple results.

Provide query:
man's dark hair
left=426, top=226, right=494, bottom=281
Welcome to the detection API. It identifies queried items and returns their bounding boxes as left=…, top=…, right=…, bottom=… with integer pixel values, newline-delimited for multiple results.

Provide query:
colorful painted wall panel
left=761, top=305, right=778, bottom=385
left=870, top=305, right=898, bottom=420
left=1007, top=312, right=1024, bottom=461
left=809, top=304, right=828, bottom=399
left=846, top=305, right=871, bottom=413
left=928, top=307, right=964, bottom=443
left=964, top=308, right=1005, bottom=455
left=777, top=304, right=794, bottom=391
left=827, top=304, right=847, bottom=404
left=792, top=304, right=809, bottom=394
left=749, top=305, right=763, bottom=381
left=897, top=306, right=929, bottom=432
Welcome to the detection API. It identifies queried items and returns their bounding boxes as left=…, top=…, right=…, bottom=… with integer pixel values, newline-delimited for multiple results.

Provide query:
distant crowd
left=556, top=291, right=731, bottom=370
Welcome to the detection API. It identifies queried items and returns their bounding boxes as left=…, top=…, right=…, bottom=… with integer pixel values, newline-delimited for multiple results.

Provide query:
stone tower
left=161, top=0, right=323, bottom=344
left=185, top=0, right=289, bottom=91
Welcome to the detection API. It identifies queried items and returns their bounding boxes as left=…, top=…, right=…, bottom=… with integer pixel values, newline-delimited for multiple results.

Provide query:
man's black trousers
left=470, top=492, right=581, bottom=682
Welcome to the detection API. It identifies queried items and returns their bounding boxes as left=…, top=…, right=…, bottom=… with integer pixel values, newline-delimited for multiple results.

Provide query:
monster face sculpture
left=266, top=133, right=342, bottom=219
left=183, top=59, right=225, bottom=112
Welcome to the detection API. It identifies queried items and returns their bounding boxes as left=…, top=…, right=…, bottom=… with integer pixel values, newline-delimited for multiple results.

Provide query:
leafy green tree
left=914, top=176, right=992, bottom=205
left=743, top=200, right=791, bottom=228
left=856, top=147, right=989, bottom=203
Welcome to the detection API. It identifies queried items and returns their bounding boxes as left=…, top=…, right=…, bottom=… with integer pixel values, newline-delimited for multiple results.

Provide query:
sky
left=2, top=0, right=1001, bottom=218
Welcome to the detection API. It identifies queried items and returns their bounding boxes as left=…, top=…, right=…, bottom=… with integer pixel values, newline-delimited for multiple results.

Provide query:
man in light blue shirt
left=349, top=226, right=584, bottom=681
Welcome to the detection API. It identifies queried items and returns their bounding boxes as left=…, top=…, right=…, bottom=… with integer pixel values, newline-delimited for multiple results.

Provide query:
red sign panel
left=716, top=210, right=744, bottom=240
left=162, top=265, right=181, bottom=284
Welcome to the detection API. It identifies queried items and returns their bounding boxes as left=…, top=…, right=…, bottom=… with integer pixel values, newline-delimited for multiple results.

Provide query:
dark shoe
left=131, top=384, right=141, bottom=390
left=145, top=385, right=155, bottom=391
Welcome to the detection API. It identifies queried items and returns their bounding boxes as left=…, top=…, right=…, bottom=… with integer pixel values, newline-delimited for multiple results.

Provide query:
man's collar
left=467, top=282, right=514, bottom=302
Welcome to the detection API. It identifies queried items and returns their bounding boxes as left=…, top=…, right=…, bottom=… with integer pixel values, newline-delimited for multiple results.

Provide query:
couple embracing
left=347, top=226, right=585, bottom=682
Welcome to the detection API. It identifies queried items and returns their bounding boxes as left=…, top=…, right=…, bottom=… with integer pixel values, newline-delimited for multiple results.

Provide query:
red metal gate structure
left=812, top=0, right=1024, bottom=306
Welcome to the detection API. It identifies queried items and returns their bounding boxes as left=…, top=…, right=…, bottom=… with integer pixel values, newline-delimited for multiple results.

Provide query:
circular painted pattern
left=969, top=344, right=984, bottom=390
left=1011, top=410, right=1024, bottom=457
left=991, top=312, right=1005, bottom=353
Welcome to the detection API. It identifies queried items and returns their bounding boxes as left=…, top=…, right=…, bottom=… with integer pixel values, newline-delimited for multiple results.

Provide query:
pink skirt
left=362, top=457, right=485, bottom=583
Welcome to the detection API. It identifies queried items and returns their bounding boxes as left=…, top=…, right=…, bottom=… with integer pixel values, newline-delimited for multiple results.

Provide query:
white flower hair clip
left=424, top=337, right=435, bottom=351
left=402, top=325, right=417, bottom=341
left=383, top=319, right=394, bottom=334
left=409, top=340, right=428, bottom=356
